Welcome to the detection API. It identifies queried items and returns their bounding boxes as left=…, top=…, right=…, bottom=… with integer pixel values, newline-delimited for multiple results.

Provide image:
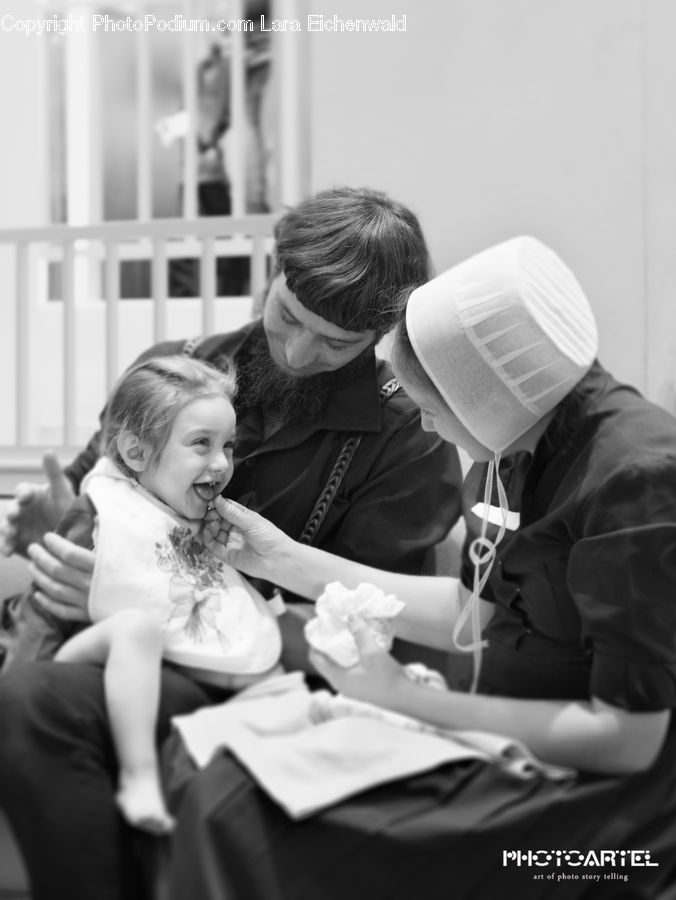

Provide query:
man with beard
left=0, top=186, right=461, bottom=900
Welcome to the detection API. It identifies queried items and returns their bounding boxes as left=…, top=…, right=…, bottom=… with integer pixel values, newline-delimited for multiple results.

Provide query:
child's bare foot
left=116, top=770, right=175, bottom=835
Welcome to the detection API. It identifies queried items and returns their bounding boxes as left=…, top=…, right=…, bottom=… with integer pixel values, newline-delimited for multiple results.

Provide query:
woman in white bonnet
left=167, top=236, right=676, bottom=898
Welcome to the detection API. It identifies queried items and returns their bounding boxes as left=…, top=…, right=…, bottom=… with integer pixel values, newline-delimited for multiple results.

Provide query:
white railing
left=0, top=214, right=277, bottom=491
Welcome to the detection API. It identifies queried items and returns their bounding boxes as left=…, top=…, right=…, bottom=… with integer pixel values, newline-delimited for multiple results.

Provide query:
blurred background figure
left=166, top=8, right=273, bottom=297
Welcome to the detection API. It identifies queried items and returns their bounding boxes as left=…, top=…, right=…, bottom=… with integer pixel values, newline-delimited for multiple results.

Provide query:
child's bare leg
left=55, top=610, right=175, bottom=835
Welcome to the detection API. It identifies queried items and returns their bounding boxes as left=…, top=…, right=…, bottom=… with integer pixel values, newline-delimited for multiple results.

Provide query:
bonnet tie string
left=452, top=451, right=509, bottom=693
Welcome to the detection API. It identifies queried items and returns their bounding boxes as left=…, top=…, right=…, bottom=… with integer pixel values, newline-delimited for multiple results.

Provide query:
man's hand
left=28, top=533, right=94, bottom=623
left=203, top=497, right=292, bottom=581
left=0, top=452, right=75, bottom=557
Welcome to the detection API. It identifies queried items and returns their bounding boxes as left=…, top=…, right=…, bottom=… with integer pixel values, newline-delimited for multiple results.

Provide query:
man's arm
left=2, top=495, right=97, bottom=669
left=0, top=453, right=75, bottom=557
left=27, top=533, right=94, bottom=623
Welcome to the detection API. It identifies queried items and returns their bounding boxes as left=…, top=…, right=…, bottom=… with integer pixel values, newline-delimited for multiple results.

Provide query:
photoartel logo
left=502, top=850, right=658, bottom=868
left=502, top=850, right=659, bottom=884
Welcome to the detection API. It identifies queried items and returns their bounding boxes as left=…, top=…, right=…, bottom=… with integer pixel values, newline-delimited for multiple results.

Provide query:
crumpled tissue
left=304, top=581, right=405, bottom=667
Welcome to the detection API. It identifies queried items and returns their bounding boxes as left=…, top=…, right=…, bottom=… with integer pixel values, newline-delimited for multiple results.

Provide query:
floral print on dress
left=155, top=526, right=229, bottom=644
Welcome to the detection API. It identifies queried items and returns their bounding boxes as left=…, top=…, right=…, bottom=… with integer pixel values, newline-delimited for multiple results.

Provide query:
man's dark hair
left=273, top=186, right=432, bottom=339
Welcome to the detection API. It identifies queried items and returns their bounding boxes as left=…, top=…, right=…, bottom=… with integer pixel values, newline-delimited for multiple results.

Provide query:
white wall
left=308, top=0, right=676, bottom=407
left=643, top=0, right=676, bottom=409
left=0, top=1, right=47, bottom=229
left=0, top=0, right=49, bottom=444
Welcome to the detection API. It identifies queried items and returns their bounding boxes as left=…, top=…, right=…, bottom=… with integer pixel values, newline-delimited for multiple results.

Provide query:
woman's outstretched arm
left=310, top=617, right=670, bottom=777
left=203, top=498, right=493, bottom=651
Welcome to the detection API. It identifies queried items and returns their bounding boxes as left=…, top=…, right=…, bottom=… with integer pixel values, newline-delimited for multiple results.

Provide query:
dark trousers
left=162, top=721, right=676, bottom=900
left=0, top=662, right=218, bottom=900
left=169, top=180, right=250, bottom=298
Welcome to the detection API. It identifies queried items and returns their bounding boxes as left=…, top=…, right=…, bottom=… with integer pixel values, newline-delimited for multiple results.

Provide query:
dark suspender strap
left=298, top=377, right=400, bottom=546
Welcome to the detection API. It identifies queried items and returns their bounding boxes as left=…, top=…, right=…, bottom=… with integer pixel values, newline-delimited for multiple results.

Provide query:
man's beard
left=234, top=326, right=338, bottom=425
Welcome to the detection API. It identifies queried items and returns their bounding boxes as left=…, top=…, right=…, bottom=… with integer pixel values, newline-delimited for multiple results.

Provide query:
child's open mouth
left=193, top=481, right=223, bottom=503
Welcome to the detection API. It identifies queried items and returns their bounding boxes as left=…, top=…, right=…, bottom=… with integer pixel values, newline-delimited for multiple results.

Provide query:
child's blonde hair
left=102, top=356, right=236, bottom=477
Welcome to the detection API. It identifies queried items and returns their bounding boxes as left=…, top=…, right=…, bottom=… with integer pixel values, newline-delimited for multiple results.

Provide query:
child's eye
left=325, top=339, right=348, bottom=351
left=280, top=309, right=298, bottom=326
left=193, top=438, right=210, bottom=447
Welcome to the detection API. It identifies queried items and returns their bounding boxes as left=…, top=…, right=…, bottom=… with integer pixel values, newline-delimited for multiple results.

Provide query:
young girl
left=15, top=356, right=282, bottom=834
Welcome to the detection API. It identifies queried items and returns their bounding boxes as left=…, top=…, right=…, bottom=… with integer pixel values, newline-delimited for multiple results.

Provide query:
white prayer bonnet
left=405, top=236, right=599, bottom=453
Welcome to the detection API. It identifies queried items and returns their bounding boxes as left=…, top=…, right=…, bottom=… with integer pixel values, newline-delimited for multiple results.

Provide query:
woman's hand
left=203, top=498, right=294, bottom=582
left=0, top=452, right=74, bottom=557
left=27, top=533, right=94, bottom=623
left=309, top=614, right=409, bottom=709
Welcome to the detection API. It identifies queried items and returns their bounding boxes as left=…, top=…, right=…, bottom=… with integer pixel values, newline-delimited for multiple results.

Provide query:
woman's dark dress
left=164, top=362, right=676, bottom=899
